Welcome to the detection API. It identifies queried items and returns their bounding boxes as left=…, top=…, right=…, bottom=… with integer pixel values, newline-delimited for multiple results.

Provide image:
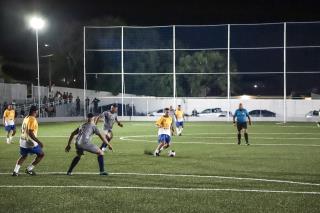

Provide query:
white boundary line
left=0, top=172, right=319, bottom=187
left=119, top=135, right=320, bottom=146
left=1, top=132, right=320, bottom=138
left=0, top=185, right=319, bottom=195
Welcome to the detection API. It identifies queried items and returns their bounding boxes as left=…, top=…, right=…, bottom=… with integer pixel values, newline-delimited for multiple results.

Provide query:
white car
left=305, top=110, right=319, bottom=118
left=148, top=109, right=165, bottom=116
left=198, top=108, right=230, bottom=117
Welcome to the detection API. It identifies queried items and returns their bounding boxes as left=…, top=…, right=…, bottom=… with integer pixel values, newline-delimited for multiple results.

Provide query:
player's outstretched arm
left=94, top=115, right=102, bottom=125
left=28, top=130, right=44, bottom=148
left=247, top=115, right=252, bottom=125
left=98, top=133, right=113, bottom=151
left=116, top=117, right=123, bottom=127
left=65, top=128, right=79, bottom=152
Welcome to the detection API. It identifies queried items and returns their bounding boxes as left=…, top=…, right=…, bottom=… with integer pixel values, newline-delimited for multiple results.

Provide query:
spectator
left=49, top=94, right=54, bottom=104
left=20, top=106, right=25, bottom=118
left=192, top=109, right=198, bottom=116
left=43, top=96, right=48, bottom=105
left=76, top=96, right=80, bottom=115
left=68, top=93, right=73, bottom=103
left=63, top=92, right=68, bottom=104
left=92, top=97, right=100, bottom=114
left=85, top=97, right=90, bottom=113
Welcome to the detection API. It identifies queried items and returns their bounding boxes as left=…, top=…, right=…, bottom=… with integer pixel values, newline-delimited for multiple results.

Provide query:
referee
left=233, top=103, right=252, bottom=145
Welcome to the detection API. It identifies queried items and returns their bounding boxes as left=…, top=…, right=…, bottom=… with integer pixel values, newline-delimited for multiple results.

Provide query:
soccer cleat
left=246, top=143, right=250, bottom=146
left=153, top=151, right=160, bottom=157
left=12, top=172, right=18, bottom=176
left=317, top=123, right=320, bottom=127
left=237, top=142, right=241, bottom=145
left=66, top=172, right=72, bottom=176
left=100, top=171, right=108, bottom=176
left=25, top=169, right=36, bottom=176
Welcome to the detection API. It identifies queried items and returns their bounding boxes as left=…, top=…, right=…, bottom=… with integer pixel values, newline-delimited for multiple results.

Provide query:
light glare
left=29, top=17, right=45, bottom=30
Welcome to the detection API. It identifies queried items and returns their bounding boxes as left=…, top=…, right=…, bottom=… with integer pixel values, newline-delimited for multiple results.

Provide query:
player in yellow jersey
left=3, top=103, right=16, bottom=144
left=12, top=106, right=45, bottom=176
left=154, top=107, right=174, bottom=157
left=175, top=105, right=185, bottom=136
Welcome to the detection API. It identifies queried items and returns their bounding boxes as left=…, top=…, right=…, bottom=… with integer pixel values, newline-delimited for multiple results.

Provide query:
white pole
left=36, top=29, right=41, bottom=117
left=173, top=25, right=176, bottom=107
left=283, top=22, right=287, bottom=123
left=131, top=97, right=134, bottom=117
left=83, top=27, right=87, bottom=118
left=121, top=26, right=124, bottom=117
left=227, top=24, right=231, bottom=121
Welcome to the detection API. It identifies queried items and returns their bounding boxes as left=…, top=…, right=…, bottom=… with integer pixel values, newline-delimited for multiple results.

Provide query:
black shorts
left=237, top=122, right=247, bottom=131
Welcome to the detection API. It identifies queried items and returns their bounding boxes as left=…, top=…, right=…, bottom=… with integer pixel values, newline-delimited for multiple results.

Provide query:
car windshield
left=202, top=109, right=211, bottom=113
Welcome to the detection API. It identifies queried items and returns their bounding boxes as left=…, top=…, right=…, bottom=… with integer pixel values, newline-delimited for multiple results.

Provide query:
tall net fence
left=84, top=22, right=320, bottom=122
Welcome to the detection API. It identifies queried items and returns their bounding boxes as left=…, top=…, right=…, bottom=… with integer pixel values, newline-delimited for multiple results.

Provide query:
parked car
left=148, top=109, right=190, bottom=117
left=249, top=110, right=276, bottom=117
left=148, top=109, right=165, bottom=116
left=198, top=108, right=230, bottom=117
left=305, top=110, right=319, bottom=118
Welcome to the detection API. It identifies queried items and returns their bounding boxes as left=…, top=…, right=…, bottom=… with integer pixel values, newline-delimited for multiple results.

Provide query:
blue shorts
left=5, top=125, right=15, bottom=132
left=20, top=146, right=43, bottom=157
left=176, top=121, right=184, bottom=127
left=158, top=134, right=171, bottom=144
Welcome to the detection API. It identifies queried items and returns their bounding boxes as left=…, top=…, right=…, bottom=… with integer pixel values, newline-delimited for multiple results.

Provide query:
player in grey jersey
left=65, top=113, right=113, bottom=175
left=95, top=104, right=123, bottom=151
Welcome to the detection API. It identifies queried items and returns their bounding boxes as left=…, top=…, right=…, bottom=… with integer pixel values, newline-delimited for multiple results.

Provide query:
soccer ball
left=168, top=150, right=176, bottom=157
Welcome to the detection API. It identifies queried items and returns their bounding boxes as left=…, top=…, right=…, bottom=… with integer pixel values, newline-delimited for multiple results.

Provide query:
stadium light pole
left=29, top=16, right=45, bottom=116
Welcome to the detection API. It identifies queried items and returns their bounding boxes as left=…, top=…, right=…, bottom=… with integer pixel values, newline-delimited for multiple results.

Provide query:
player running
left=154, top=107, right=174, bottom=156
left=175, top=105, right=185, bottom=136
left=233, top=103, right=252, bottom=145
left=94, top=104, right=123, bottom=151
left=12, top=105, right=44, bottom=176
left=65, top=113, right=112, bottom=176
left=3, top=103, right=16, bottom=144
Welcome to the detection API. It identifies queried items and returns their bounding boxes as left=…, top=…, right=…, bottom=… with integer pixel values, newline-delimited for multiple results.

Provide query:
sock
left=9, top=136, right=12, bottom=142
left=6, top=138, right=10, bottom=143
left=244, top=133, right=249, bottom=143
left=100, top=143, right=108, bottom=151
left=237, top=133, right=241, bottom=143
left=14, top=164, right=21, bottom=173
left=27, top=165, right=35, bottom=171
left=100, top=137, right=110, bottom=150
left=67, top=156, right=81, bottom=173
left=97, top=155, right=104, bottom=172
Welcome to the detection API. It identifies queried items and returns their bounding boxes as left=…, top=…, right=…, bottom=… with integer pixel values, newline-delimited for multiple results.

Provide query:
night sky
left=1, top=0, right=320, bottom=95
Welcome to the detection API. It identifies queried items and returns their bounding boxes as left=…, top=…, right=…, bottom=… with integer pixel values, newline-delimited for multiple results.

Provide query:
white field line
left=0, top=185, right=319, bottom=195
left=1, top=132, right=320, bottom=138
left=131, top=123, right=318, bottom=128
left=119, top=135, right=320, bottom=146
left=0, top=172, right=319, bottom=187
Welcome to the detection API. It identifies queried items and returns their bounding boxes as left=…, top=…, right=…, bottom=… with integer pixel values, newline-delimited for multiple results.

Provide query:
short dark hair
left=29, top=105, right=38, bottom=114
left=112, top=103, right=118, bottom=108
left=164, top=107, right=169, bottom=111
left=87, top=113, right=94, bottom=118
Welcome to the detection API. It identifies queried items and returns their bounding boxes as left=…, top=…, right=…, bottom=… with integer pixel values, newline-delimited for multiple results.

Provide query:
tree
left=176, top=51, right=238, bottom=97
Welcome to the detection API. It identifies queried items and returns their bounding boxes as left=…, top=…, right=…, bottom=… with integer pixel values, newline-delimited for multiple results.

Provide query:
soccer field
left=1, top=121, right=320, bottom=212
